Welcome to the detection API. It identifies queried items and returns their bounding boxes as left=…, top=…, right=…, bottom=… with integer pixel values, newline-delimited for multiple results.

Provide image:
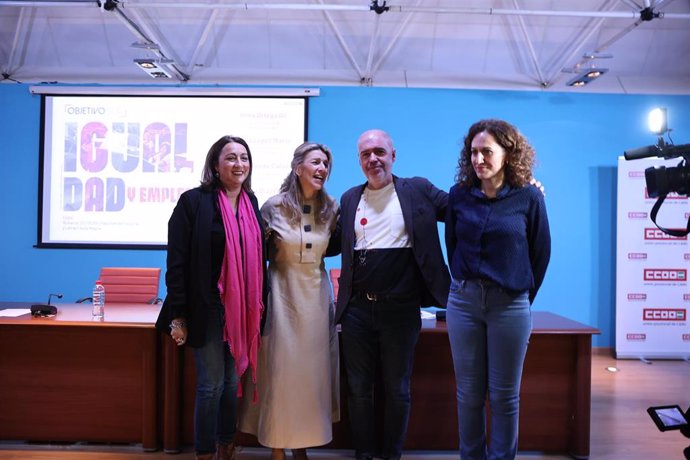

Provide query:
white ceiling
left=1, top=0, right=689, bottom=94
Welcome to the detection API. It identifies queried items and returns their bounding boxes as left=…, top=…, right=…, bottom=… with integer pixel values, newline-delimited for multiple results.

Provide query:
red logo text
left=644, top=269, right=687, bottom=281
left=644, top=228, right=687, bottom=240
left=643, top=308, right=686, bottom=321
left=628, top=293, right=647, bottom=301
left=626, top=333, right=646, bottom=341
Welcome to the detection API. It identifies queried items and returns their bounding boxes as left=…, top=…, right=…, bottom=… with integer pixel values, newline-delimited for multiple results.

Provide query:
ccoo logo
left=644, top=228, right=687, bottom=240
left=626, top=333, right=646, bottom=341
left=643, top=269, right=687, bottom=281
left=643, top=308, right=686, bottom=321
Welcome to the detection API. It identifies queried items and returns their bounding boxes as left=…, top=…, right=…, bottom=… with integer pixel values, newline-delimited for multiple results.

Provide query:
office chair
left=77, top=267, right=162, bottom=304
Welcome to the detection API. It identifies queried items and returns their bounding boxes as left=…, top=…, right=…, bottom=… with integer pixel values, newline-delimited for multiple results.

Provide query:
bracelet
left=170, top=319, right=186, bottom=330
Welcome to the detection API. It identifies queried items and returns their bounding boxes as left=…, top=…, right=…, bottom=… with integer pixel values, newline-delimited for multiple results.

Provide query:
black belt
left=463, top=278, right=500, bottom=288
left=353, top=291, right=419, bottom=303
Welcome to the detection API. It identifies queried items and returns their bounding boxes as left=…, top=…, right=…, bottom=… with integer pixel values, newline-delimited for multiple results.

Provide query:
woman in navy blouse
left=445, top=119, right=551, bottom=460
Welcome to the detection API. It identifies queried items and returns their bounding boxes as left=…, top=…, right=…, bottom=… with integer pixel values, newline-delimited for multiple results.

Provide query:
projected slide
left=40, top=95, right=306, bottom=248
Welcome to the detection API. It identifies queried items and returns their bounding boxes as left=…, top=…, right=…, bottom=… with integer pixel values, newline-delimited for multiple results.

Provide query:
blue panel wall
left=1, top=83, right=689, bottom=347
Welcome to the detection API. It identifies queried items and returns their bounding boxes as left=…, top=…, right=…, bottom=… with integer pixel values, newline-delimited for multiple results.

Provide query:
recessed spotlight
left=566, top=68, right=608, bottom=87
left=133, top=58, right=172, bottom=79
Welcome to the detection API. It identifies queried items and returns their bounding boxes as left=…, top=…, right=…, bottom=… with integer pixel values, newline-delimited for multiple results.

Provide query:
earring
left=214, top=171, right=219, bottom=178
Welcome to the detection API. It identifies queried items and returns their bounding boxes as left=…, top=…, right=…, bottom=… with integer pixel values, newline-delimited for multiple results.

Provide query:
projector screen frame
left=35, top=88, right=315, bottom=250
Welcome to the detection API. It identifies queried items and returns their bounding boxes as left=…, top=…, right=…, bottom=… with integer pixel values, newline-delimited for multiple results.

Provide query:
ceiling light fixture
left=133, top=58, right=172, bottom=79
left=566, top=67, right=608, bottom=87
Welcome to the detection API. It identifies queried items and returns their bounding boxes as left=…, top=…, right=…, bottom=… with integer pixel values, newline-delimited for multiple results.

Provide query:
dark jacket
left=334, top=176, right=450, bottom=323
left=155, top=186, right=268, bottom=348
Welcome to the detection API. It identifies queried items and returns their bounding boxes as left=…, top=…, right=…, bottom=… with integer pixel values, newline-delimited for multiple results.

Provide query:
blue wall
left=2, top=83, right=689, bottom=347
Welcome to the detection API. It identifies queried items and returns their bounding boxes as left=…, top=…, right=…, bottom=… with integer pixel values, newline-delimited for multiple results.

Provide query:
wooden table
left=163, top=310, right=599, bottom=458
left=404, top=311, right=600, bottom=459
left=0, top=302, right=161, bottom=450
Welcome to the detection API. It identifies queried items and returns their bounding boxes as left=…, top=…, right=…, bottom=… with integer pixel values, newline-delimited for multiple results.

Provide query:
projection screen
left=38, top=93, right=308, bottom=248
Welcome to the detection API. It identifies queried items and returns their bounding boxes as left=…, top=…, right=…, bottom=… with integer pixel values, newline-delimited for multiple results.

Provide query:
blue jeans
left=446, top=279, right=531, bottom=460
left=341, top=297, right=421, bottom=460
left=193, top=308, right=239, bottom=455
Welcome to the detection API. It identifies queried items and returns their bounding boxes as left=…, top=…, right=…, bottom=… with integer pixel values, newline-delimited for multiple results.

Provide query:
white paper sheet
left=0, top=308, right=31, bottom=317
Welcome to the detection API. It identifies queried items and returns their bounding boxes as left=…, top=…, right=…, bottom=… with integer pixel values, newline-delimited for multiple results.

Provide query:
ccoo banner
left=615, top=156, right=690, bottom=359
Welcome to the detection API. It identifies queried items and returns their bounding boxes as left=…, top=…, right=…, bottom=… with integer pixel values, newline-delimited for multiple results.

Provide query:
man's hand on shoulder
left=530, top=178, right=545, bottom=197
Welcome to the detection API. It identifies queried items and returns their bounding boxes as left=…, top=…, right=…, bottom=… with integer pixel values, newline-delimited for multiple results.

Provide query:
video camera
left=623, top=108, right=690, bottom=237
left=647, top=405, right=690, bottom=459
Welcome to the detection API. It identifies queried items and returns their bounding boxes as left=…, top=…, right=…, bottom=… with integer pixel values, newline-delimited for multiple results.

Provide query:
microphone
left=31, top=292, right=63, bottom=316
left=624, top=144, right=660, bottom=161
left=47, top=293, right=63, bottom=305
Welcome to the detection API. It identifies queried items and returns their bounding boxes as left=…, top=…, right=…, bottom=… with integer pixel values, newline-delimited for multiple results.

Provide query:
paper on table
left=0, top=308, right=31, bottom=317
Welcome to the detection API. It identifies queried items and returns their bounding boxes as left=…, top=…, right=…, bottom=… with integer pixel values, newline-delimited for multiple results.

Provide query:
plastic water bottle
left=92, top=280, right=105, bottom=318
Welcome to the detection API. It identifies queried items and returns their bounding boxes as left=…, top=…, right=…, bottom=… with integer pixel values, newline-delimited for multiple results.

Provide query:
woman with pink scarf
left=156, top=135, right=267, bottom=460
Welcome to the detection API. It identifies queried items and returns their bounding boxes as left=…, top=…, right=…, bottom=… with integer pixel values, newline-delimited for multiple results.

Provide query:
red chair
left=329, top=268, right=340, bottom=300
left=78, top=267, right=162, bottom=304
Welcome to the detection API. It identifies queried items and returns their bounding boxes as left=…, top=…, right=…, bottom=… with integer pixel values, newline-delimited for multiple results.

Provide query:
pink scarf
left=217, top=189, right=264, bottom=401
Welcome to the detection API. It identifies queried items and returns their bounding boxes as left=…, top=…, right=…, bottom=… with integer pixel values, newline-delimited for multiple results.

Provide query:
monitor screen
left=38, top=94, right=307, bottom=248
left=647, top=405, right=689, bottom=431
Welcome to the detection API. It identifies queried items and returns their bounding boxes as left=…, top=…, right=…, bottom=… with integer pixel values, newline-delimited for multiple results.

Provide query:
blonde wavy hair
left=279, top=142, right=337, bottom=225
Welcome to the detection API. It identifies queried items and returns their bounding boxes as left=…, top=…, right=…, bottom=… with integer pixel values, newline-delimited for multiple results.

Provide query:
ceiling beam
left=543, top=0, right=619, bottom=86
left=371, top=0, right=422, bottom=78
left=317, top=0, right=364, bottom=80
left=3, top=6, right=30, bottom=76
left=104, top=3, right=190, bottom=81
left=362, top=12, right=382, bottom=85
left=185, top=7, right=224, bottom=75
left=3, top=2, right=690, bottom=20
left=510, top=0, right=547, bottom=87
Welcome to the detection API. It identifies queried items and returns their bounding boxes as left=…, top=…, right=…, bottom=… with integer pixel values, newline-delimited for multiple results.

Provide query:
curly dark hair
left=200, top=135, right=254, bottom=193
left=455, top=119, right=535, bottom=188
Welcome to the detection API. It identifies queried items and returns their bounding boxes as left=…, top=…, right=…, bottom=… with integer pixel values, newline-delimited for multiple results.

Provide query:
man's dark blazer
left=155, top=186, right=268, bottom=348
left=334, top=175, right=451, bottom=324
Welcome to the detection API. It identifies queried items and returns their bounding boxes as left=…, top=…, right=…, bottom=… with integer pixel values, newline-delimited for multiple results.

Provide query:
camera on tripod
left=623, top=108, right=690, bottom=237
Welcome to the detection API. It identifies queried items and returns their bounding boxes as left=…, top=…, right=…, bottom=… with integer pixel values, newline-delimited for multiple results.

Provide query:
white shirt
left=354, top=182, right=411, bottom=250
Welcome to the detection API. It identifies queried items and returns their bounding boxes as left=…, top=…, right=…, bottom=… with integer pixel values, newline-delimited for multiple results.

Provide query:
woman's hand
left=170, top=318, right=188, bottom=346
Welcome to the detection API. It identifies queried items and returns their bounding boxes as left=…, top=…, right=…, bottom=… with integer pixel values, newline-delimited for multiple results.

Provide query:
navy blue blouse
left=445, top=183, right=551, bottom=303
